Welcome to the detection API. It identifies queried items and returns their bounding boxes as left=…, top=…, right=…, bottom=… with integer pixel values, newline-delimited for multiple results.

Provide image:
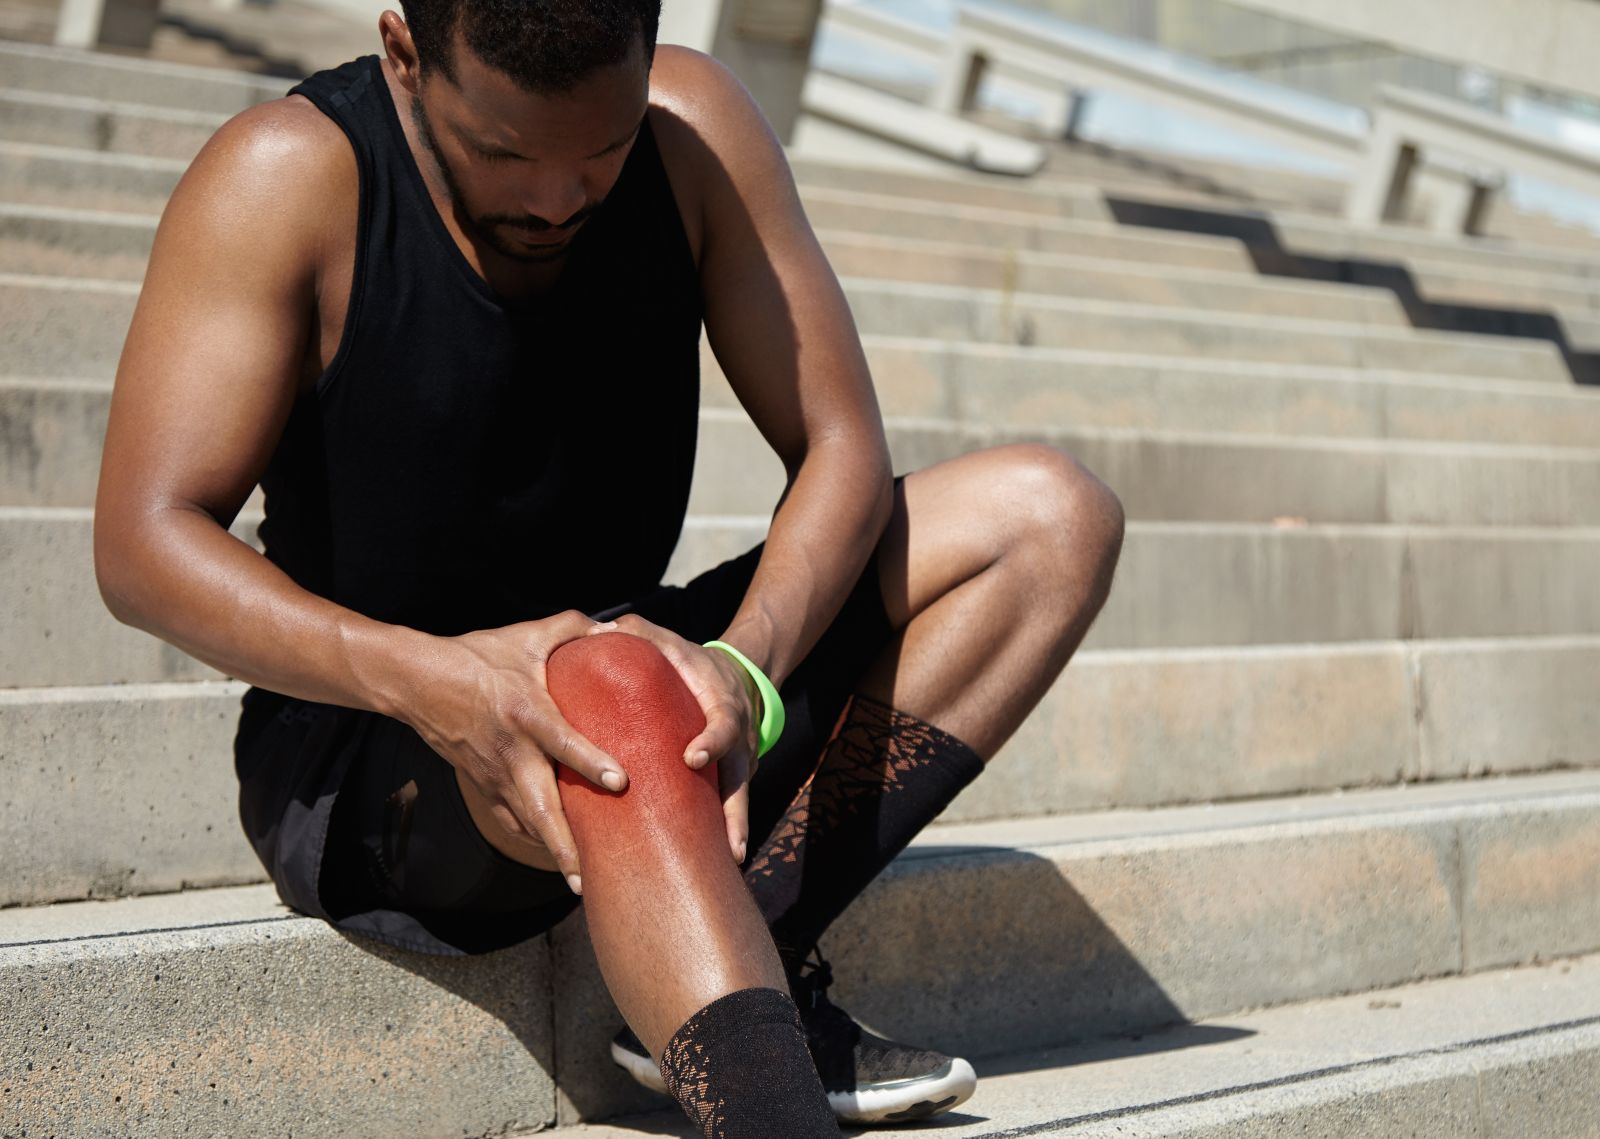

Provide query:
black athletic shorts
left=231, top=527, right=896, bottom=957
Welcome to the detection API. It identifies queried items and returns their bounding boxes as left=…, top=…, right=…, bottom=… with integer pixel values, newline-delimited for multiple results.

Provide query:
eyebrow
left=467, top=112, right=646, bottom=161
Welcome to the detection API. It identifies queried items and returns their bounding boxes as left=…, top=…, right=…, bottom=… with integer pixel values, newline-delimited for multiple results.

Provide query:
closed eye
left=463, top=113, right=645, bottom=165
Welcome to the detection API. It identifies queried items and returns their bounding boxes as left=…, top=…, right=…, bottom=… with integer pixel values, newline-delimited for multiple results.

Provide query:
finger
left=540, top=608, right=615, bottom=647
left=507, top=750, right=584, bottom=893
left=519, top=684, right=629, bottom=792
left=720, top=750, right=752, bottom=864
left=668, top=644, right=755, bottom=767
left=686, top=699, right=746, bottom=770
left=520, top=611, right=631, bottom=790
left=607, top=614, right=697, bottom=672
left=595, top=620, right=747, bottom=770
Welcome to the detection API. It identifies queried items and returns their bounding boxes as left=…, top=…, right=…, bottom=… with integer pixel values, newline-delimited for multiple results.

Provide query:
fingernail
left=566, top=874, right=583, bottom=895
left=735, top=842, right=747, bottom=863
left=602, top=770, right=626, bottom=792
left=688, top=749, right=710, bottom=768
left=588, top=622, right=618, bottom=634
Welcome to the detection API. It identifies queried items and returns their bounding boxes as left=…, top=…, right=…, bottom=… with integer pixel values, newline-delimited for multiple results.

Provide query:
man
left=93, top=0, right=1125, bottom=1133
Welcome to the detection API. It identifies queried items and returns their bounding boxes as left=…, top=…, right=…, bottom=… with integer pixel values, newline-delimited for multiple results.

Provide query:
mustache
left=486, top=203, right=601, bottom=233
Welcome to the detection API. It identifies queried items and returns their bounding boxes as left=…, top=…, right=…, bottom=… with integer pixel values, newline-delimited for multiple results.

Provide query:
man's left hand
left=585, top=614, right=760, bottom=864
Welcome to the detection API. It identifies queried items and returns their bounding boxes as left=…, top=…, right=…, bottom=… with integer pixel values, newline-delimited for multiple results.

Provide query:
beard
left=409, top=95, right=601, bottom=264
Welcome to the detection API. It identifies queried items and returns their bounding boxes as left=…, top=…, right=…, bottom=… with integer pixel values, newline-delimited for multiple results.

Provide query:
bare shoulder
left=180, top=93, right=352, bottom=200
left=158, top=93, right=355, bottom=273
left=646, top=46, right=797, bottom=266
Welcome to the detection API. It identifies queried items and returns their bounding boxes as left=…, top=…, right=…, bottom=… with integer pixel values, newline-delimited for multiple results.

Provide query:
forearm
left=716, top=437, right=894, bottom=689
left=96, top=505, right=440, bottom=719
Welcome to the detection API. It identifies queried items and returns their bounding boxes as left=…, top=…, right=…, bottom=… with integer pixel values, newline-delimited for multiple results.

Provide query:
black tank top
left=260, top=55, right=703, bottom=636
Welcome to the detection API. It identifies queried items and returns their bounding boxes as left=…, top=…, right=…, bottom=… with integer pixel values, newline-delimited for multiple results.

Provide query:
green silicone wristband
left=703, top=640, right=786, bottom=759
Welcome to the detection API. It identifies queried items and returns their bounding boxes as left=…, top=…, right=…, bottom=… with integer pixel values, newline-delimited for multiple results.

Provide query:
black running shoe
left=608, top=949, right=977, bottom=1126
left=608, top=1023, right=667, bottom=1095
left=788, top=947, right=977, bottom=1125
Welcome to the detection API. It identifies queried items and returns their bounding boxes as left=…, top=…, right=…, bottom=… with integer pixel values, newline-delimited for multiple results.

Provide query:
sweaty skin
left=548, top=632, right=788, bottom=1054
left=550, top=632, right=721, bottom=868
left=92, top=14, right=894, bottom=883
left=89, top=0, right=1127, bottom=1069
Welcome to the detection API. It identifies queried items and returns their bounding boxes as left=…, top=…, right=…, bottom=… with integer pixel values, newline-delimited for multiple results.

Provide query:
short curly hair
left=400, top=0, right=662, bottom=93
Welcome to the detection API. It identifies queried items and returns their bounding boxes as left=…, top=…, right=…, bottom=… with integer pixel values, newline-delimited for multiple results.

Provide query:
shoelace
left=787, top=947, right=861, bottom=1043
left=787, top=945, right=832, bottom=1008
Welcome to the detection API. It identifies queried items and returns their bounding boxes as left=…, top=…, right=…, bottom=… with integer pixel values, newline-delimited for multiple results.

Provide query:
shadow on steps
left=1104, top=196, right=1600, bottom=387
left=345, top=847, right=1241, bottom=1128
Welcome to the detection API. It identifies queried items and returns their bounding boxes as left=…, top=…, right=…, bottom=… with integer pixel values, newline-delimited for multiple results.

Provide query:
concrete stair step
left=0, top=139, right=185, bottom=215
left=0, top=39, right=287, bottom=112
left=6, top=509, right=1600, bottom=686
left=1266, top=212, right=1600, bottom=287
left=0, top=881, right=559, bottom=1137
left=792, top=155, right=1111, bottom=222
left=156, top=0, right=376, bottom=78
left=837, top=279, right=1569, bottom=383
left=688, top=412, right=1600, bottom=528
left=811, top=186, right=1600, bottom=341
left=1403, top=252, right=1600, bottom=316
left=803, top=186, right=1254, bottom=272
left=793, top=155, right=1600, bottom=283
left=1039, top=145, right=1348, bottom=203
left=818, top=229, right=1403, bottom=325
left=0, top=201, right=1406, bottom=327
left=791, top=158, right=1600, bottom=286
left=10, top=346, right=1600, bottom=517
left=5, top=271, right=1565, bottom=386
left=4, top=770, right=1598, bottom=1134
left=1405, top=268, right=1600, bottom=351
left=585, top=953, right=1600, bottom=1138
left=4, top=50, right=1598, bottom=291
left=0, top=86, right=227, bottom=161
left=5, top=635, right=1596, bottom=908
left=664, top=518, right=1600, bottom=652
left=0, top=200, right=154, bottom=281
left=702, top=338, right=1600, bottom=449
left=0, top=506, right=254, bottom=686
left=1486, top=205, right=1600, bottom=257
left=0, top=0, right=57, bottom=42
left=12, top=380, right=1596, bottom=525
left=0, top=140, right=1258, bottom=276
left=25, top=126, right=1580, bottom=338
left=0, top=272, right=138, bottom=377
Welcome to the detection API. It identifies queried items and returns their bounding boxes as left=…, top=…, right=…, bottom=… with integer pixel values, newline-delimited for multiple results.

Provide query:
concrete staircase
left=2, top=34, right=1599, bottom=1139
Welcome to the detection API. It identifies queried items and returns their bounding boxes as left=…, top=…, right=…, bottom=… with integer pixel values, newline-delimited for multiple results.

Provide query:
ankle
left=659, top=987, right=840, bottom=1137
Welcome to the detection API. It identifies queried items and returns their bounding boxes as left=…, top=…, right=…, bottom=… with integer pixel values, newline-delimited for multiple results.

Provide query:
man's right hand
left=402, top=610, right=629, bottom=894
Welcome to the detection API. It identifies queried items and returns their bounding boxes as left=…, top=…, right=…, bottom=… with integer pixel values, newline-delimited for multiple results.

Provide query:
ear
left=379, top=10, right=425, bottom=97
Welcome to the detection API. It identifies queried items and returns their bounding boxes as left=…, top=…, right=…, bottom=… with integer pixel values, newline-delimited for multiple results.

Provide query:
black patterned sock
left=658, top=987, right=840, bottom=1138
left=744, top=694, right=986, bottom=965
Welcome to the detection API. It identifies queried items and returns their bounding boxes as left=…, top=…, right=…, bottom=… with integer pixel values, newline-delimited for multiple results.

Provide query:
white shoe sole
left=610, top=1040, right=977, bottom=1125
left=610, top=1038, right=667, bottom=1093
left=829, top=1056, right=978, bottom=1124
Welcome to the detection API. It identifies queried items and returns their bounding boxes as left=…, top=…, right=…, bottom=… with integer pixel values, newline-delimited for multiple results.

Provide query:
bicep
left=98, top=104, right=340, bottom=531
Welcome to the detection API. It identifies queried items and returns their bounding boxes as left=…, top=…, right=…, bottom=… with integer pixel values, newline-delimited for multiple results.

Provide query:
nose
left=522, top=171, right=589, bottom=230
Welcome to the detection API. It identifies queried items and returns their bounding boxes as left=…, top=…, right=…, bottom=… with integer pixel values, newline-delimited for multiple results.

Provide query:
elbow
left=93, top=531, right=134, bottom=628
left=92, top=511, right=149, bottom=629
